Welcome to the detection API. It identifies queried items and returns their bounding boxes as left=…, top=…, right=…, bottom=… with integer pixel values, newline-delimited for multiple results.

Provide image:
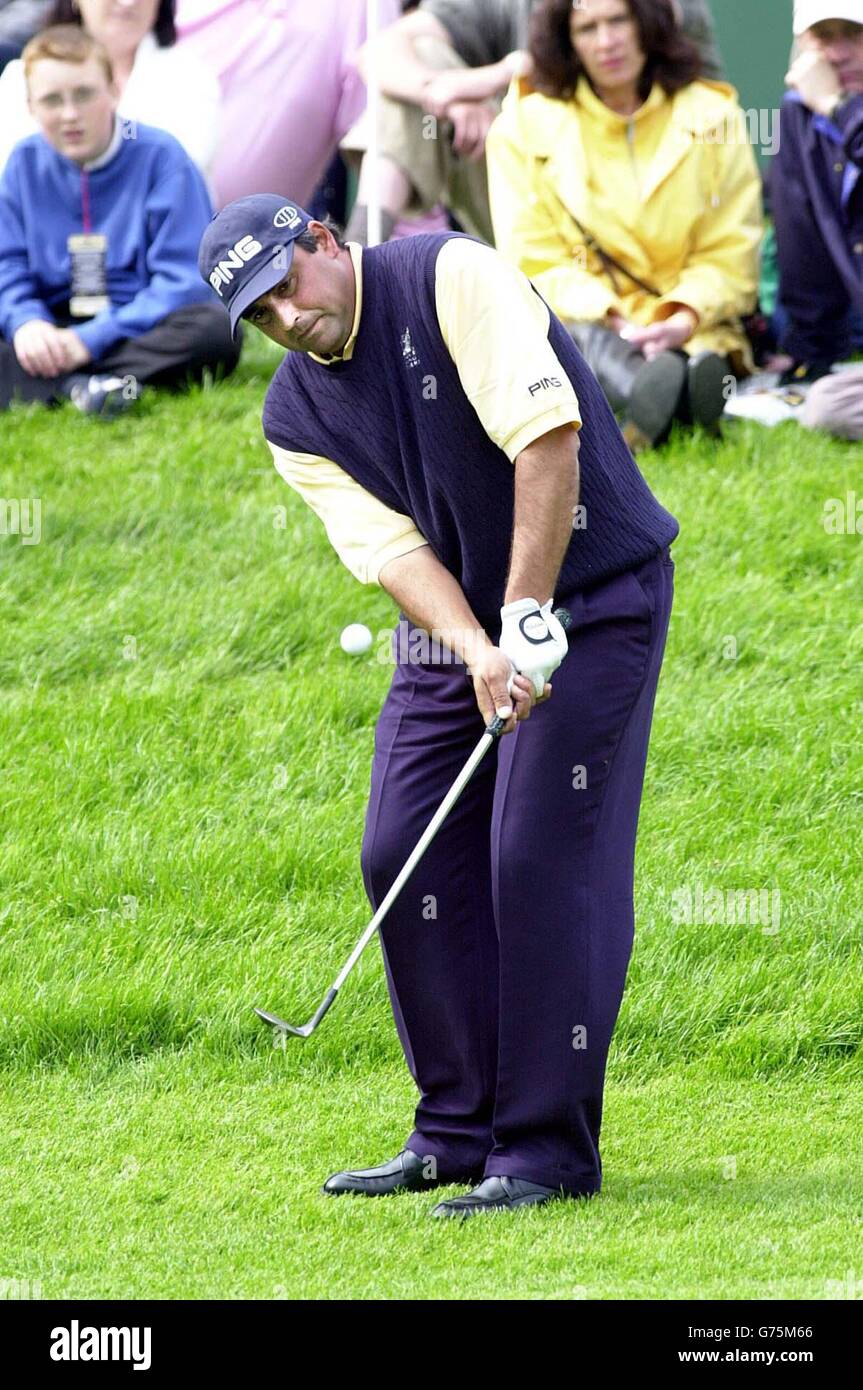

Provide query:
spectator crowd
left=0, top=0, right=860, bottom=438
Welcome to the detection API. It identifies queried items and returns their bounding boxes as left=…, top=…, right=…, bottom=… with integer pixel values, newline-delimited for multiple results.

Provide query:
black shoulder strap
left=569, top=213, right=662, bottom=299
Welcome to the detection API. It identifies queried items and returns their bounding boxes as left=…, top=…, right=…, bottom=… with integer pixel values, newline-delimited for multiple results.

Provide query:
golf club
left=254, top=605, right=573, bottom=1038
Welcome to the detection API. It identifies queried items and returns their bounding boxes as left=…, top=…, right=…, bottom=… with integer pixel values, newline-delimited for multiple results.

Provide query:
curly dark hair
left=48, top=0, right=176, bottom=47
left=529, top=0, right=702, bottom=101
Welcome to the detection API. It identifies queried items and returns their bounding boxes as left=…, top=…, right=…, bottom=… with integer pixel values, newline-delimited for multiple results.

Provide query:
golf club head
left=253, top=986, right=339, bottom=1040
left=253, top=1006, right=312, bottom=1037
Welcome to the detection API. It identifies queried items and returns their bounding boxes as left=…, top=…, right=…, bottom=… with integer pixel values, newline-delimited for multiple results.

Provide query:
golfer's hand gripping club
left=499, top=597, right=571, bottom=700
left=254, top=608, right=573, bottom=1038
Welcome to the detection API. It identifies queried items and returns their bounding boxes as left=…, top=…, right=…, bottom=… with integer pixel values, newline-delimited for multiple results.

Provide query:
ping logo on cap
left=274, top=205, right=302, bottom=229
left=208, top=234, right=264, bottom=297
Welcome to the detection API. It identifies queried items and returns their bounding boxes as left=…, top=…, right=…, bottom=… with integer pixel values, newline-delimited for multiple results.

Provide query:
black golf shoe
left=430, top=1175, right=566, bottom=1219
left=322, top=1147, right=479, bottom=1197
left=685, top=351, right=730, bottom=431
left=625, top=350, right=688, bottom=448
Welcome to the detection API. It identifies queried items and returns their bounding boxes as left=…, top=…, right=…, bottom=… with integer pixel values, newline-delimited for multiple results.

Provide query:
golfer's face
left=245, top=244, right=353, bottom=356
left=806, top=20, right=863, bottom=93
left=569, top=0, right=646, bottom=93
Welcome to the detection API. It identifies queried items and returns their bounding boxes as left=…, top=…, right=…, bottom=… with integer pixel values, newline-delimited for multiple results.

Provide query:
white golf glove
left=499, top=597, right=570, bottom=699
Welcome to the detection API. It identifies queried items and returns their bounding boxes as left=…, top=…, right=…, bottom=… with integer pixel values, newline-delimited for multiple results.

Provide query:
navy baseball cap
left=197, top=195, right=314, bottom=337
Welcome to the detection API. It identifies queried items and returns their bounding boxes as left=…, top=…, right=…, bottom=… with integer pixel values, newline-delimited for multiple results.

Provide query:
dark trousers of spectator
left=771, top=302, right=863, bottom=363
left=0, top=303, right=241, bottom=411
left=309, top=151, right=348, bottom=228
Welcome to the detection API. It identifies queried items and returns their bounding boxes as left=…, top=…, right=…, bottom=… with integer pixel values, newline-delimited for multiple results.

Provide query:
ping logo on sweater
left=50, top=1320, right=151, bottom=1370
left=208, top=234, right=264, bottom=296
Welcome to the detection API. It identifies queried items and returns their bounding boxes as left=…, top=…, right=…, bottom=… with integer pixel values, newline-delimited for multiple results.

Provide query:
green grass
left=1, top=336, right=861, bottom=1299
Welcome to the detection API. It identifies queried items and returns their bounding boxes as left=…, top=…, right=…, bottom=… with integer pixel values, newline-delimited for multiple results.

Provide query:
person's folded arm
left=355, top=8, right=455, bottom=105
left=74, top=155, right=215, bottom=360
left=422, top=52, right=531, bottom=114
left=650, top=122, right=763, bottom=331
left=485, top=98, right=621, bottom=323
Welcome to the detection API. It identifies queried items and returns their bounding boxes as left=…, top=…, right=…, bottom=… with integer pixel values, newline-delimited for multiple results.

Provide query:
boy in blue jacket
left=0, top=24, right=239, bottom=415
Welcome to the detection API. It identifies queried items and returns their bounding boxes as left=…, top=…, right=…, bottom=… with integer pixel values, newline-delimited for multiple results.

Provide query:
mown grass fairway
left=2, top=335, right=861, bottom=1298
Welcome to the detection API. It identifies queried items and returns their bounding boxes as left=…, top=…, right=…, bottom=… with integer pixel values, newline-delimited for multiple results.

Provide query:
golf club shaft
left=320, top=605, right=573, bottom=996
left=331, top=715, right=504, bottom=992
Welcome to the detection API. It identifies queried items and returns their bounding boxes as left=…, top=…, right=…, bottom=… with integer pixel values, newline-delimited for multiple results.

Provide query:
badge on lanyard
left=68, top=232, right=110, bottom=317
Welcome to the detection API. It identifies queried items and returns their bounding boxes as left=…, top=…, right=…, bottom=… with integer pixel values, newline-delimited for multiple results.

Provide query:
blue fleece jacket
left=0, top=118, right=214, bottom=358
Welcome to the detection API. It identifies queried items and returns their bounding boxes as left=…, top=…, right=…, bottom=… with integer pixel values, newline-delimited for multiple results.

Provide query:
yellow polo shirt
left=266, top=238, right=581, bottom=586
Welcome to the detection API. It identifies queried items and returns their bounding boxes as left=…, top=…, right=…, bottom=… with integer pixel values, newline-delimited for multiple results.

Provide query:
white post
left=366, top=0, right=382, bottom=247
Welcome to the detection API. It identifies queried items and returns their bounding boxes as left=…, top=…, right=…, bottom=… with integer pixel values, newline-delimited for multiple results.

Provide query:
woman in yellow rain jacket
left=486, top=0, right=764, bottom=449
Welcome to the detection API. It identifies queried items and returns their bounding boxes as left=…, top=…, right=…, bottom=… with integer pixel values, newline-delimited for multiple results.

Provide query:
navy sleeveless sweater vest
left=262, top=233, right=679, bottom=634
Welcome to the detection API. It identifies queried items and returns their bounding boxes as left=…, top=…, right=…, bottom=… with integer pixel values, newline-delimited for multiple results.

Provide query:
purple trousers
left=360, top=548, right=674, bottom=1196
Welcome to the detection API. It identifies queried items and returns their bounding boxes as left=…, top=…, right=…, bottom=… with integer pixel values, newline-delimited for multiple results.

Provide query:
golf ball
left=340, top=622, right=373, bottom=655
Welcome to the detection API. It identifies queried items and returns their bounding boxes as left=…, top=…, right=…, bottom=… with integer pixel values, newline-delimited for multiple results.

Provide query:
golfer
left=199, top=197, right=678, bottom=1219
